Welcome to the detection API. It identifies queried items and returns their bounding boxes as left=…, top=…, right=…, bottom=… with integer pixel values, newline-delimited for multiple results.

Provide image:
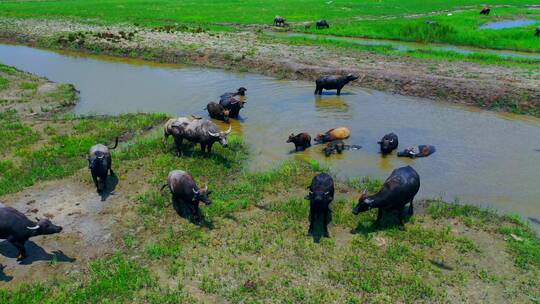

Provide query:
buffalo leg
left=314, top=86, right=319, bottom=94
left=408, top=201, right=414, bottom=215
left=173, top=137, right=184, bottom=156
left=374, top=209, right=383, bottom=227
left=207, top=144, right=213, bottom=156
left=9, top=238, right=26, bottom=261
left=323, top=210, right=330, bottom=237
left=336, top=88, right=342, bottom=96
left=308, top=208, right=314, bottom=234
left=398, top=206, right=406, bottom=230
left=91, top=173, right=99, bottom=191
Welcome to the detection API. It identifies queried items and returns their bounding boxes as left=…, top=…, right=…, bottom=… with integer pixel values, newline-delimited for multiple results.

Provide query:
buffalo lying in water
left=378, top=133, right=399, bottom=154
left=287, top=133, right=311, bottom=151
left=315, top=127, right=350, bottom=143
left=170, top=117, right=231, bottom=156
left=315, top=74, right=358, bottom=95
left=207, top=102, right=230, bottom=122
left=397, top=145, right=436, bottom=158
left=353, top=166, right=420, bottom=229
left=87, top=137, right=118, bottom=193
left=0, top=204, right=63, bottom=262
left=220, top=88, right=247, bottom=119
left=323, top=140, right=362, bottom=157
left=162, top=170, right=212, bottom=221
left=306, top=173, right=334, bottom=238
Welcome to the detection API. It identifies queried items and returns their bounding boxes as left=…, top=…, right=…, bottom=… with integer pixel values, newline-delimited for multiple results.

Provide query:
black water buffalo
left=287, top=133, right=311, bottom=151
left=378, top=133, right=399, bottom=154
left=536, top=27, right=540, bottom=36
left=323, top=140, right=345, bottom=157
left=220, top=88, right=247, bottom=119
left=0, top=204, right=63, bottom=262
left=274, top=16, right=286, bottom=27
left=480, top=7, right=490, bottom=15
left=314, top=127, right=350, bottom=143
left=305, top=173, right=334, bottom=238
left=316, top=20, right=330, bottom=29
left=207, top=102, right=230, bottom=122
left=87, top=137, right=118, bottom=193
left=161, top=170, right=212, bottom=221
left=171, top=118, right=231, bottom=156
left=397, top=145, right=436, bottom=158
left=353, top=166, right=420, bottom=229
left=315, top=74, right=358, bottom=95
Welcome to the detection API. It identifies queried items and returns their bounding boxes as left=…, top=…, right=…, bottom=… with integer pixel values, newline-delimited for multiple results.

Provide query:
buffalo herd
left=1, top=74, right=438, bottom=263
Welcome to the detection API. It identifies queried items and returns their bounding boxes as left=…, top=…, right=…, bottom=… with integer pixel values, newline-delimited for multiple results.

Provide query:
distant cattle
left=87, top=137, right=118, bottom=193
left=274, top=16, right=286, bottom=27
left=316, top=20, right=330, bottom=29
left=480, top=7, right=490, bottom=15
left=315, top=74, right=359, bottom=95
left=287, top=133, right=311, bottom=151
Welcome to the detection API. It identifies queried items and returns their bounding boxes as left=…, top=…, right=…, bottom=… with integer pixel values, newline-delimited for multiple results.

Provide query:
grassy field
left=0, top=0, right=538, bottom=51
left=0, top=63, right=540, bottom=302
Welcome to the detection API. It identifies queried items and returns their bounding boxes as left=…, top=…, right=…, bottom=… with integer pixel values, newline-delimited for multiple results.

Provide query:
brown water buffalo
left=397, top=145, right=436, bottom=158
left=207, top=102, right=230, bottom=122
left=315, top=74, right=358, bottom=95
left=353, top=166, right=420, bottom=229
left=315, top=127, right=350, bottom=143
left=287, top=133, right=311, bottom=151
left=87, top=137, right=118, bottom=193
left=171, top=118, right=231, bottom=156
left=305, top=173, right=334, bottom=239
left=323, top=140, right=345, bottom=157
left=161, top=170, right=212, bottom=221
left=0, top=204, right=63, bottom=262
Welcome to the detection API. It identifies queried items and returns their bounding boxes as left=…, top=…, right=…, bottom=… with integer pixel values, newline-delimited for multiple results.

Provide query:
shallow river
left=1, top=43, right=540, bottom=226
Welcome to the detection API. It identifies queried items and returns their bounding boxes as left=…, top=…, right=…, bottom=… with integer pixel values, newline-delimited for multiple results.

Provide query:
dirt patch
left=0, top=18, right=538, bottom=115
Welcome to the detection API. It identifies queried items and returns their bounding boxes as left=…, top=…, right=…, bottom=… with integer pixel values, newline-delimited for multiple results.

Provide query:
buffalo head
left=192, top=185, right=213, bottom=205
left=352, top=189, right=374, bottom=215
left=27, top=217, right=63, bottom=235
left=305, top=187, right=332, bottom=203
left=86, top=152, right=107, bottom=170
left=208, top=126, right=232, bottom=147
left=345, top=74, right=359, bottom=82
left=237, top=87, right=247, bottom=96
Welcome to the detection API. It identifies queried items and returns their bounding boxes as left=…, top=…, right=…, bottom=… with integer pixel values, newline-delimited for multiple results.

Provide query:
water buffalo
left=480, top=7, right=490, bottom=15
left=536, top=27, right=540, bottom=36
left=274, top=16, right=286, bottom=27
left=171, top=118, right=231, bottom=156
left=314, top=74, right=358, bottom=95
left=163, top=117, right=193, bottom=144
left=220, top=87, right=247, bottom=99
left=207, top=102, right=230, bottom=122
left=87, top=137, right=118, bottom=193
left=316, top=20, right=330, bottom=29
left=305, top=173, right=334, bottom=238
left=315, top=127, right=350, bottom=143
left=353, top=166, right=420, bottom=229
left=397, top=145, right=436, bottom=158
left=161, top=170, right=212, bottom=221
left=0, top=204, right=63, bottom=262
left=323, top=140, right=345, bottom=157
left=378, top=133, right=399, bottom=154
left=287, top=133, right=311, bottom=151
left=220, top=88, right=247, bottom=119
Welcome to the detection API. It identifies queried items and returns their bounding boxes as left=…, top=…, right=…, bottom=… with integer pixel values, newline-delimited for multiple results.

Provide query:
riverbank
left=0, top=17, right=539, bottom=117
left=1, top=63, right=540, bottom=303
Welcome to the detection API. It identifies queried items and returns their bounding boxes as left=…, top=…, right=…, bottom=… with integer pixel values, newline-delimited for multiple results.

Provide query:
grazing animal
left=0, top=204, right=62, bottom=262
left=287, top=133, right=311, bottom=151
left=323, top=140, right=345, bottom=157
left=353, top=166, right=420, bottom=229
left=315, top=74, right=358, bottom=95
left=207, top=102, right=230, bottom=122
left=315, top=127, right=350, bottom=143
left=536, top=27, right=540, bottom=36
left=397, top=145, right=436, bottom=158
left=220, top=88, right=247, bottom=119
left=87, top=137, right=118, bottom=193
left=480, top=7, right=490, bottom=15
left=161, top=170, right=212, bottom=221
left=274, top=16, right=286, bottom=27
left=171, top=118, right=231, bottom=156
left=316, top=20, right=330, bottom=29
left=163, top=117, right=193, bottom=144
left=378, top=133, right=399, bottom=154
left=305, top=173, right=335, bottom=237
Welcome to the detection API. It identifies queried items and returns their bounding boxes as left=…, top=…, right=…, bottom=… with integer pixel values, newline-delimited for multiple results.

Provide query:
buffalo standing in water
left=397, top=145, right=436, bottom=158
left=316, top=20, right=330, bottom=29
left=323, top=140, right=345, bottom=157
left=315, top=127, right=350, bottom=143
left=170, top=118, right=231, bottom=156
left=220, top=87, right=247, bottom=119
left=162, top=170, right=212, bottom=221
left=314, top=74, right=358, bottom=95
left=287, top=133, right=311, bottom=151
left=306, top=173, right=334, bottom=238
left=353, top=166, right=420, bottom=229
left=87, top=137, right=118, bottom=193
left=207, top=102, right=230, bottom=122
left=0, top=204, right=63, bottom=262
left=378, top=133, right=399, bottom=154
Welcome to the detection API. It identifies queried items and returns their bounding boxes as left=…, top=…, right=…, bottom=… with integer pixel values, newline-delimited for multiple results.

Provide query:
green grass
left=0, top=109, right=40, bottom=155
left=0, top=76, right=9, bottom=91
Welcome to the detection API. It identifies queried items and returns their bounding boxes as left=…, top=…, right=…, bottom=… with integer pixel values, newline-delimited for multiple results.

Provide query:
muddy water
left=480, top=19, right=537, bottom=30
left=1, top=44, right=540, bottom=226
left=271, top=32, right=540, bottom=59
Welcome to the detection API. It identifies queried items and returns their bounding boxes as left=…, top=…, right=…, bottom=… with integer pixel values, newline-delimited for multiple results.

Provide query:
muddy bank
left=0, top=18, right=538, bottom=115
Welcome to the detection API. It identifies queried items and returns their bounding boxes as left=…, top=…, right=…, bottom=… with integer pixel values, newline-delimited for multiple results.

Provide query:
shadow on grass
left=351, top=209, right=413, bottom=235
left=0, top=264, right=13, bottom=282
left=172, top=200, right=214, bottom=229
left=0, top=240, right=76, bottom=265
